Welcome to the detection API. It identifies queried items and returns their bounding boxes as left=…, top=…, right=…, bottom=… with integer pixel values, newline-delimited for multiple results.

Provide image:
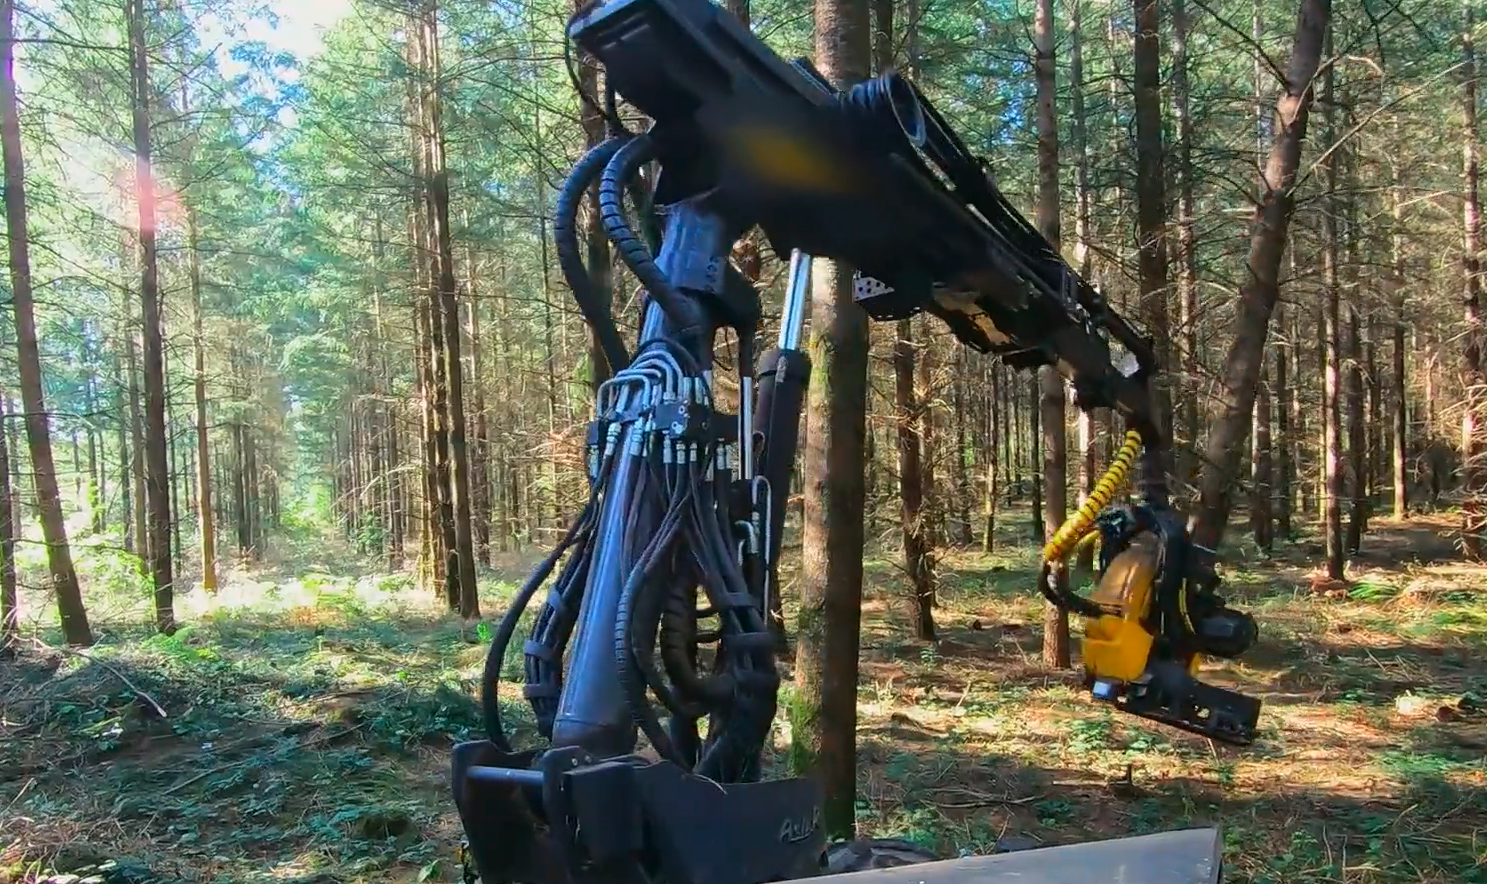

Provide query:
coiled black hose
left=599, top=135, right=705, bottom=337
left=554, top=136, right=632, bottom=374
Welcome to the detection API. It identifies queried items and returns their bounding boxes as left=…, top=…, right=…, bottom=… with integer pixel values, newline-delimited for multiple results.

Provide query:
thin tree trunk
left=1132, top=0, right=1172, bottom=458
left=1034, top=0, right=1069, bottom=669
left=1251, top=365, right=1272, bottom=550
left=168, top=365, right=182, bottom=576
left=116, top=345, right=132, bottom=555
left=1392, top=180, right=1409, bottom=519
left=1461, top=0, right=1487, bottom=556
left=1172, top=0, right=1199, bottom=484
left=0, top=392, right=16, bottom=653
left=790, top=0, right=871, bottom=839
left=895, top=321, right=935, bottom=641
left=232, top=422, right=247, bottom=556
left=128, top=0, right=173, bottom=631
left=128, top=316, right=147, bottom=562
left=467, top=253, right=491, bottom=567
left=953, top=354, right=971, bottom=546
left=244, top=425, right=259, bottom=555
left=86, top=364, right=102, bottom=534
left=983, top=365, right=999, bottom=552
left=188, top=208, right=216, bottom=591
left=1321, top=35, right=1345, bottom=579
left=1069, top=0, right=1102, bottom=571
left=1346, top=304, right=1367, bottom=553
left=917, top=316, right=940, bottom=561
left=418, top=1, right=478, bottom=619
left=1191, top=0, right=1332, bottom=552
left=1275, top=303, right=1292, bottom=539
left=1, top=0, right=92, bottom=646
left=1070, top=0, right=1091, bottom=278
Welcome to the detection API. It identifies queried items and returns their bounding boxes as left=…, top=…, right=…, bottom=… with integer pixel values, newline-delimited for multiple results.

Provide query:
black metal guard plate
left=453, top=741, right=825, bottom=884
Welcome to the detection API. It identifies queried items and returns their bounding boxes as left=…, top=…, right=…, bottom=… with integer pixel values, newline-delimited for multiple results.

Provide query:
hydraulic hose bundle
left=481, top=128, right=780, bottom=784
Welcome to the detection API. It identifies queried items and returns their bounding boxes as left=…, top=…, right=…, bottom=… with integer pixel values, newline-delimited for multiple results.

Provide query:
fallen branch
left=926, top=786, right=1042, bottom=809
left=33, top=638, right=167, bottom=720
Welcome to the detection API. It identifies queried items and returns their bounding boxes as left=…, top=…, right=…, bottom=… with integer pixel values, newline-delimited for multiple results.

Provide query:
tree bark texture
left=1171, top=0, right=1200, bottom=485
left=416, top=2, right=479, bottom=619
left=1034, top=0, right=1069, bottom=669
left=0, top=392, right=15, bottom=652
left=1131, top=0, right=1172, bottom=456
left=895, top=321, right=935, bottom=641
left=128, top=0, right=174, bottom=633
left=790, top=0, right=871, bottom=840
left=1190, top=0, right=1332, bottom=552
left=188, top=207, right=216, bottom=592
left=1, top=0, right=93, bottom=646
left=1461, top=0, right=1486, bottom=556
left=1321, top=38, right=1345, bottom=580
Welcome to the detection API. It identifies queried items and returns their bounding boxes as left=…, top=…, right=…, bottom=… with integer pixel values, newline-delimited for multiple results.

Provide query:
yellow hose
left=1042, top=430, right=1142, bottom=565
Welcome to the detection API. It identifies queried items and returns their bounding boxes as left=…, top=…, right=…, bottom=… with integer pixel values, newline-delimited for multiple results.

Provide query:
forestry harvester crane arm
left=450, top=0, right=1259, bottom=881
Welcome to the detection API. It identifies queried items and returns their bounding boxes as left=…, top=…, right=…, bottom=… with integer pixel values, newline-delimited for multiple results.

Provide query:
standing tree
left=1320, top=32, right=1345, bottom=579
left=0, top=393, right=15, bottom=654
left=0, top=0, right=93, bottom=646
left=1461, top=0, right=1486, bottom=557
left=1034, top=0, right=1070, bottom=669
left=1131, top=0, right=1171, bottom=457
left=128, top=0, right=174, bottom=632
left=1191, top=0, right=1333, bottom=552
left=790, top=0, right=872, bottom=840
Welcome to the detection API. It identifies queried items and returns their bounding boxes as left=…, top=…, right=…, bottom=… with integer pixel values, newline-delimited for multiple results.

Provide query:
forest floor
left=2, top=513, right=1486, bottom=884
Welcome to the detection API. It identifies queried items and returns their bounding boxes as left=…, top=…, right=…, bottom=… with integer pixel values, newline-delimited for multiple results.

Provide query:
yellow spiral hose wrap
left=1041, top=429, right=1142, bottom=565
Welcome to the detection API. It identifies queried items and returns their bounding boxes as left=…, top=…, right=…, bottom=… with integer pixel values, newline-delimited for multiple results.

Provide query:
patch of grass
left=7, top=514, right=1487, bottom=884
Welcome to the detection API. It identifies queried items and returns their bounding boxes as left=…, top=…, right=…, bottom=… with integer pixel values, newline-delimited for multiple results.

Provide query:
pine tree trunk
left=1275, top=303, right=1293, bottom=539
left=1070, top=0, right=1090, bottom=278
left=1251, top=365, right=1273, bottom=550
left=953, top=355, right=972, bottom=546
left=187, top=210, right=216, bottom=591
left=895, top=321, right=935, bottom=641
left=168, top=370, right=182, bottom=576
left=1190, top=0, right=1332, bottom=552
left=116, top=346, right=133, bottom=556
left=1367, top=319, right=1382, bottom=511
left=1068, top=0, right=1102, bottom=571
left=1033, top=0, right=1069, bottom=668
left=1321, top=39, right=1345, bottom=579
left=0, top=392, right=16, bottom=653
left=1461, top=0, right=1487, bottom=556
left=1132, top=0, right=1172, bottom=458
left=128, top=316, right=147, bottom=562
left=1346, top=305, right=1367, bottom=553
left=916, top=316, right=941, bottom=559
left=1392, top=180, right=1409, bottom=519
left=86, top=365, right=102, bottom=534
left=2, top=0, right=92, bottom=646
left=232, top=422, right=248, bottom=556
left=467, top=254, right=491, bottom=567
left=417, top=1, right=479, bottom=618
left=1171, top=0, right=1199, bottom=485
left=128, top=0, right=173, bottom=631
left=244, top=425, right=259, bottom=555
left=983, top=365, right=999, bottom=552
left=349, top=403, right=364, bottom=546
left=789, top=0, right=871, bottom=839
